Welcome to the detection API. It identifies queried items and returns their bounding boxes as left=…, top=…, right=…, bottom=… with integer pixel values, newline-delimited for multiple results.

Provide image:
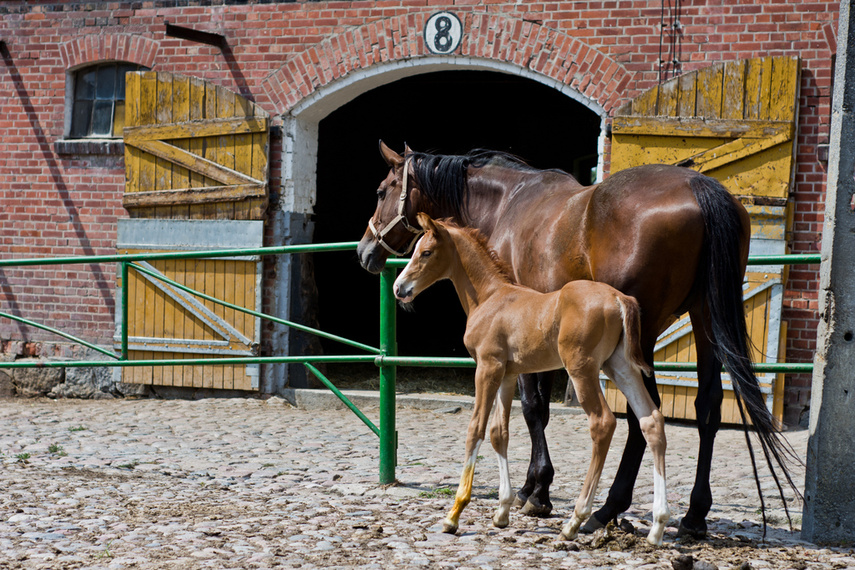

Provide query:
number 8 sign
left=424, top=12, right=463, bottom=55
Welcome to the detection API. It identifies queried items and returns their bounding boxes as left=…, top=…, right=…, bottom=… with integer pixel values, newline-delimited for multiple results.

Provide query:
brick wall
left=0, top=0, right=839, bottom=419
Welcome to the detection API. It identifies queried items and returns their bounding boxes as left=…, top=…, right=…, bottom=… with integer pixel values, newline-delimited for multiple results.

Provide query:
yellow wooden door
left=123, top=70, right=269, bottom=219
left=119, top=72, right=269, bottom=390
left=606, top=56, right=800, bottom=425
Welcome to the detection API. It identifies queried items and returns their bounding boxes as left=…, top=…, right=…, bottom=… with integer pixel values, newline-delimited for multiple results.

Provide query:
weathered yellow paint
left=608, top=57, right=799, bottom=423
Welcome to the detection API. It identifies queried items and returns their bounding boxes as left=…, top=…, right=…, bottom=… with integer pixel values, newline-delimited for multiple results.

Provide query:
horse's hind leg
left=679, top=305, right=723, bottom=538
left=515, top=370, right=557, bottom=517
left=585, top=346, right=659, bottom=532
left=603, top=346, right=670, bottom=546
left=490, top=375, right=517, bottom=528
left=559, top=368, right=616, bottom=540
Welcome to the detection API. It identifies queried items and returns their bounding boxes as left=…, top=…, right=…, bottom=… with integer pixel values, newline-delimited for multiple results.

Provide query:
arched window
left=69, top=62, right=148, bottom=139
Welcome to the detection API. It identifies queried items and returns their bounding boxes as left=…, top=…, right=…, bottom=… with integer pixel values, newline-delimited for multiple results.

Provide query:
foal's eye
left=421, top=250, right=432, bottom=258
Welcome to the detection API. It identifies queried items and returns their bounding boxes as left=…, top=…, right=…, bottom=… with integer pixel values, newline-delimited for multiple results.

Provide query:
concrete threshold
left=280, top=388, right=584, bottom=416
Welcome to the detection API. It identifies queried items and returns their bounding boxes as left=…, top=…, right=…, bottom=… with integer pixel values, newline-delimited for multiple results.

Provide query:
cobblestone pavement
left=0, top=396, right=853, bottom=569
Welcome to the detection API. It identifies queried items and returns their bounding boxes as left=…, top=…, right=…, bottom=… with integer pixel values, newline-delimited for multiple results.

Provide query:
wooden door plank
left=223, top=259, right=237, bottom=389
left=216, top=86, right=237, bottom=220
left=611, top=116, right=790, bottom=139
left=123, top=117, right=268, bottom=142
left=122, top=184, right=266, bottom=208
left=235, top=97, right=253, bottom=221
left=722, top=60, right=746, bottom=120
left=154, top=74, right=174, bottom=219
left=695, top=64, right=724, bottom=119
left=171, top=75, right=191, bottom=220
left=658, top=78, right=678, bottom=117
left=161, top=258, right=177, bottom=387
left=188, top=77, right=206, bottom=193
left=124, top=73, right=141, bottom=197
left=138, top=72, right=158, bottom=215
left=631, top=84, right=659, bottom=116
left=678, top=71, right=697, bottom=117
left=770, top=56, right=799, bottom=122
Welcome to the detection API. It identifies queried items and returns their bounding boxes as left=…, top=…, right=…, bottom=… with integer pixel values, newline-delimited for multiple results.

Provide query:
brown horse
left=357, top=142, right=797, bottom=537
left=394, top=214, right=670, bottom=545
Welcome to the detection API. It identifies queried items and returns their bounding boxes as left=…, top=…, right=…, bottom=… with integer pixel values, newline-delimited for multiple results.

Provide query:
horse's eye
left=377, top=190, right=386, bottom=200
left=421, top=250, right=432, bottom=258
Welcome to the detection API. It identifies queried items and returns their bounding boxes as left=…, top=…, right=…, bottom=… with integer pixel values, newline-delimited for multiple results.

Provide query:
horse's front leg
left=490, top=375, right=517, bottom=528
left=443, top=359, right=505, bottom=534
left=515, top=370, right=557, bottom=517
left=559, top=369, right=616, bottom=540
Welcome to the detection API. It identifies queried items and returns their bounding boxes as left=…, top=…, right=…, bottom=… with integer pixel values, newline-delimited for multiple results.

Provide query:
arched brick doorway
left=262, top=16, right=630, bottom=387
left=312, top=69, right=602, bottom=363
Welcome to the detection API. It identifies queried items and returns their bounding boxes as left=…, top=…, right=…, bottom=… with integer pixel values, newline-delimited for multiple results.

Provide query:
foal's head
left=393, top=213, right=455, bottom=304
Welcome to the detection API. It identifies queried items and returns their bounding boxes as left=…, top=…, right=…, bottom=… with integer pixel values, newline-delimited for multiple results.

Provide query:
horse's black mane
left=405, top=149, right=568, bottom=222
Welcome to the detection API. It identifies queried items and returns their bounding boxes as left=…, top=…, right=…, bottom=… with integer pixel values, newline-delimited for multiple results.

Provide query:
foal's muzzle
left=394, top=282, right=414, bottom=303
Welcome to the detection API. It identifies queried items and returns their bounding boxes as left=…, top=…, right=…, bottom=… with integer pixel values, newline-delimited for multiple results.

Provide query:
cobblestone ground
left=0, top=397, right=852, bottom=569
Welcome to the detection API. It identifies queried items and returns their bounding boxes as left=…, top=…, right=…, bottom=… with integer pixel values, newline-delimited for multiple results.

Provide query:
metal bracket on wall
left=164, top=21, right=227, bottom=49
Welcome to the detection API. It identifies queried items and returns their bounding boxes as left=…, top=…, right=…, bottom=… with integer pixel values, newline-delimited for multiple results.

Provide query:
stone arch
left=59, top=33, right=160, bottom=70
left=262, top=12, right=631, bottom=117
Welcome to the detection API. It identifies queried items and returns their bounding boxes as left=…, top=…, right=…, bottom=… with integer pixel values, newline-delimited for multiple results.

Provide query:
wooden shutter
left=606, top=56, right=800, bottom=425
left=123, top=71, right=269, bottom=219
left=115, top=219, right=263, bottom=391
left=120, top=72, right=269, bottom=390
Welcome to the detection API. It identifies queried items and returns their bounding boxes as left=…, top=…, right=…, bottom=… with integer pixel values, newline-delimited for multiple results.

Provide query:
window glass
left=96, top=65, right=116, bottom=99
left=69, top=62, right=147, bottom=139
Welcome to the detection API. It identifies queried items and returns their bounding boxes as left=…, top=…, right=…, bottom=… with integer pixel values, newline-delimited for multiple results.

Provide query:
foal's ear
left=379, top=140, right=404, bottom=168
left=416, top=212, right=438, bottom=233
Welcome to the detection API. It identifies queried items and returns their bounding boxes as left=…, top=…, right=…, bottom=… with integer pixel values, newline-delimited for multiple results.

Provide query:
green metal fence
left=0, top=246, right=821, bottom=484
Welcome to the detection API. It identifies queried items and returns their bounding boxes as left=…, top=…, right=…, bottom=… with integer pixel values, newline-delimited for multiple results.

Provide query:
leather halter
left=368, top=158, right=424, bottom=256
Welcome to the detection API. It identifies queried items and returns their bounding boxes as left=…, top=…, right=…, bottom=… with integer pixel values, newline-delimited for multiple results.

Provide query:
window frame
left=62, top=61, right=147, bottom=142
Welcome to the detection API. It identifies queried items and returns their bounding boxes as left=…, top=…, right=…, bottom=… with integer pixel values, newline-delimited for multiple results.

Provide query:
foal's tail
left=691, top=174, right=802, bottom=529
left=616, top=294, right=653, bottom=378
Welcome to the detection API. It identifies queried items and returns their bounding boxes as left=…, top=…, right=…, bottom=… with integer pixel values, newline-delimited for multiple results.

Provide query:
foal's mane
left=442, top=220, right=515, bottom=284
left=406, top=149, right=569, bottom=222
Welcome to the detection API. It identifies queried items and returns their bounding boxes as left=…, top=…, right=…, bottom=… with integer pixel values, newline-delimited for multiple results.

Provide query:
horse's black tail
left=690, top=174, right=802, bottom=532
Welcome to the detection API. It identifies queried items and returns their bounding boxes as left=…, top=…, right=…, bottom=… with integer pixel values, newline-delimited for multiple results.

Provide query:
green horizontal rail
left=374, top=355, right=814, bottom=374
left=0, top=241, right=362, bottom=267
left=304, top=362, right=380, bottom=437
left=747, top=253, right=821, bottom=265
left=0, top=355, right=379, bottom=369
left=0, top=311, right=119, bottom=360
left=129, top=262, right=381, bottom=355
left=388, top=253, right=823, bottom=269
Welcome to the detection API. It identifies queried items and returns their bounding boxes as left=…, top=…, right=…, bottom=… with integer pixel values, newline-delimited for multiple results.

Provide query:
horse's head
left=357, top=141, right=425, bottom=274
left=393, top=213, right=453, bottom=304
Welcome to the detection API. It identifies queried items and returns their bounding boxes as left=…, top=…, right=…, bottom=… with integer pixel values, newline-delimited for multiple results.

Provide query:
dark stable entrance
left=310, top=70, right=600, bottom=366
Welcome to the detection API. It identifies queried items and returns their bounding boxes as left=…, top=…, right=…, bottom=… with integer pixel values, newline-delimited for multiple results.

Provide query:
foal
left=394, top=214, right=670, bottom=545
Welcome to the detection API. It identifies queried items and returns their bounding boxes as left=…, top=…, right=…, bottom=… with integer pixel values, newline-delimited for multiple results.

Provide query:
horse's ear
left=416, top=212, right=437, bottom=233
left=404, top=142, right=414, bottom=156
left=379, top=140, right=404, bottom=168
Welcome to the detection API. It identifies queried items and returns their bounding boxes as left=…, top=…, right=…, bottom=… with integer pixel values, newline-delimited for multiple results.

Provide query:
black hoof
left=678, top=517, right=708, bottom=539
left=520, top=497, right=553, bottom=518
left=579, top=513, right=607, bottom=534
left=513, top=493, right=527, bottom=509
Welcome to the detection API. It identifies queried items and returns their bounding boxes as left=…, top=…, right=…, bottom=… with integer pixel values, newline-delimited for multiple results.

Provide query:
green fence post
left=379, top=265, right=398, bottom=484
left=121, top=261, right=129, bottom=361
